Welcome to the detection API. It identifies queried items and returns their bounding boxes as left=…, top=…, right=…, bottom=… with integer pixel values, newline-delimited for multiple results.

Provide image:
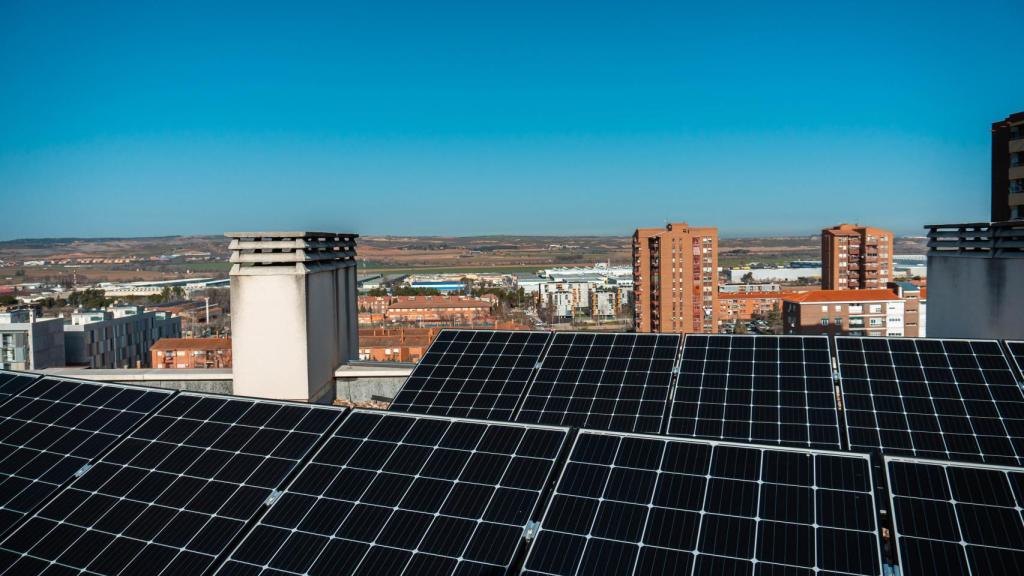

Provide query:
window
left=820, top=319, right=829, bottom=326
left=834, top=305, right=841, bottom=312
left=869, top=304, right=882, bottom=314
left=834, top=318, right=843, bottom=326
left=821, top=306, right=828, bottom=312
left=869, top=318, right=884, bottom=327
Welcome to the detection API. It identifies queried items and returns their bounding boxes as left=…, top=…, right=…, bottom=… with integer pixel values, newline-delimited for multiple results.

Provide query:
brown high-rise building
left=632, top=222, right=718, bottom=333
left=821, top=224, right=894, bottom=290
left=991, top=111, right=1024, bottom=221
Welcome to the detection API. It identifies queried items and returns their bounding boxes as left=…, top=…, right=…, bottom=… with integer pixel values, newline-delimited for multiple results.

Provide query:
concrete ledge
left=39, top=368, right=233, bottom=382
left=335, top=363, right=414, bottom=379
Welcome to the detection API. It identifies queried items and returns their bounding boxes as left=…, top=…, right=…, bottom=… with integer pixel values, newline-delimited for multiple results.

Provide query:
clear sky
left=1, top=0, right=1021, bottom=240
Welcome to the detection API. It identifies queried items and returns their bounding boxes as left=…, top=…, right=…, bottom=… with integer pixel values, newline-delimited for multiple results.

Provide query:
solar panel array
left=389, top=330, right=551, bottom=420
left=668, top=335, right=843, bottom=449
left=218, top=411, right=569, bottom=575
left=517, top=332, right=680, bottom=433
left=886, top=456, right=1024, bottom=575
left=837, top=337, right=1024, bottom=465
left=3, top=332, right=1024, bottom=576
left=522, top=431, right=883, bottom=576
left=0, top=377, right=172, bottom=534
left=0, top=394, right=344, bottom=575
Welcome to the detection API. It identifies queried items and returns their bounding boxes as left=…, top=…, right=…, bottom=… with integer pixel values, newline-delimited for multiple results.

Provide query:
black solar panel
left=0, top=377, right=171, bottom=533
left=886, top=456, right=1024, bottom=575
left=217, top=410, right=569, bottom=576
left=389, top=329, right=551, bottom=420
left=0, top=371, right=38, bottom=403
left=667, top=334, right=842, bottom=450
left=522, top=431, right=883, bottom=576
left=0, top=393, right=344, bottom=575
left=837, top=337, right=1024, bottom=465
left=516, top=332, right=680, bottom=433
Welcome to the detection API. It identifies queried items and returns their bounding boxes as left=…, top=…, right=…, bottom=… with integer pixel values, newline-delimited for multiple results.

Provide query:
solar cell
left=837, top=337, right=1024, bottom=465
left=886, top=456, right=1024, bottom=575
left=1005, top=340, right=1024, bottom=382
left=217, top=410, right=570, bottom=576
left=522, top=431, right=883, bottom=576
left=516, top=332, right=680, bottom=433
left=667, top=334, right=842, bottom=449
left=0, top=393, right=344, bottom=576
left=390, top=329, right=551, bottom=420
left=0, top=377, right=171, bottom=534
left=0, top=371, right=39, bottom=403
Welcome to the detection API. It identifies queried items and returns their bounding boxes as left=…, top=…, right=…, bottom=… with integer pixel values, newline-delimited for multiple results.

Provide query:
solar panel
left=522, top=431, right=883, bottom=576
left=0, top=370, right=38, bottom=403
left=837, top=337, right=1024, bottom=465
left=0, top=377, right=171, bottom=533
left=389, top=329, right=551, bottom=420
left=667, top=334, right=843, bottom=450
left=0, top=393, right=344, bottom=575
left=1005, top=340, right=1024, bottom=381
left=886, top=456, right=1024, bottom=575
left=516, top=332, right=680, bottom=433
left=217, top=410, right=570, bottom=576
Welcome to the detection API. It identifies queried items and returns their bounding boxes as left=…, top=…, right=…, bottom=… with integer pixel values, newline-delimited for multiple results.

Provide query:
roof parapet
left=925, top=221, right=1024, bottom=258
left=226, top=231, right=358, bottom=273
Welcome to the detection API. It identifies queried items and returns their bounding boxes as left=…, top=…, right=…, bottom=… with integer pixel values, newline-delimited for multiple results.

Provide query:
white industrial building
left=0, top=309, right=65, bottom=370
left=728, top=267, right=822, bottom=283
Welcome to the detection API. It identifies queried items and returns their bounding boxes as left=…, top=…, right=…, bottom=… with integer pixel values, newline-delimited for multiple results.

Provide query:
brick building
left=633, top=222, right=718, bottom=333
left=782, top=283, right=926, bottom=337
left=992, top=111, right=1024, bottom=221
left=151, top=337, right=232, bottom=369
left=719, top=292, right=782, bottom=323
left=821, top=224, right=894, bottom=290
left=357, top=327, right=438, bottom=363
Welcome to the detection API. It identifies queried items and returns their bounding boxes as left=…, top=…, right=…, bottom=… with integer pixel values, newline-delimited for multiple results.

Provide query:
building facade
left=63, top=307, right=182, bottom=369
left=633, top=222, right=718, bottom=333
left=992, top=111, right=1024, bottom=221
left=0, top=310, right=65, bottom=370
left=719, top=292, right=782, bottom=323
left=821, top=224, right=894, bottom=290
left=782, top=284, right=926, bottom=337
left=151, top=337, right=232, bottom=369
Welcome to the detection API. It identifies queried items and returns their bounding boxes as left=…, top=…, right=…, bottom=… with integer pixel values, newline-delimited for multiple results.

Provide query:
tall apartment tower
left=821, top=224, right=894, bottom=290
left=992, top=111, right=1024, bottom=221
left=633, top=222, right=718, bottom=333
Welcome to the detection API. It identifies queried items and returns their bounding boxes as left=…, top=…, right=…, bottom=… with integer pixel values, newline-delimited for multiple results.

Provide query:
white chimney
left=226, top=231, right=359, bottom=402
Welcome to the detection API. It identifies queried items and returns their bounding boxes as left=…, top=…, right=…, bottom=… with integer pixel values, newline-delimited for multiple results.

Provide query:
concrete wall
left=927, top=254, right=1024, bottom=339
left=336, top=376, right=406, bottom=403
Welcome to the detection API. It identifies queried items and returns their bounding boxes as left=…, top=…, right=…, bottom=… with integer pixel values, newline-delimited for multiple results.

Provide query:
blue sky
left=1, top=1, right=1021, bottom=239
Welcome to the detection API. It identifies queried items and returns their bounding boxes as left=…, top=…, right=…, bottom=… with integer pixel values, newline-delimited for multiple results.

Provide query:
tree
left=67, top=288, right=110, bottom=309
left=0, top=295, right=17, bottom=306
left=740, top=272, right=755, bottom=284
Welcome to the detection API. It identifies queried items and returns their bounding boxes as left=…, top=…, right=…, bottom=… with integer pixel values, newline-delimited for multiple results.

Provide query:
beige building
left=633, top=222, right=718, bottom=333
left=821, top=224, right=894, bottom=290
left=782, top=283, right=926, bottom=337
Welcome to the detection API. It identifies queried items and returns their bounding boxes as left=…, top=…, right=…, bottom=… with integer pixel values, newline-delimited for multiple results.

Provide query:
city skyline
left=2, top=1, right=1022, bottom=240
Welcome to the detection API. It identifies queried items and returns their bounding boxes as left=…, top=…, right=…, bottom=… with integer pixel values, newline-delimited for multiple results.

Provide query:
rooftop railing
left=925, top=221, right=1024, bottom=258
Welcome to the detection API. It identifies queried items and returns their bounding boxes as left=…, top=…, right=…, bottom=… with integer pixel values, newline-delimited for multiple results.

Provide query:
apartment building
left=357, top=327, right=438, bottom=363
left=782, top=283, right=926, bottom=337
left=719, top=292, right=782, bottom=323
left=633, top=222, right=718, bottom=333
left=151, top=337, right=232, bottom=369
left=821, top=224, right=894, bottom=290
left=64, top=306, right=182, bottom=368
left=0, top=309, right=65, bottom=370
left=385, top=296, right=493, bottom=325
left=992, top=111, right=1024, bottom=221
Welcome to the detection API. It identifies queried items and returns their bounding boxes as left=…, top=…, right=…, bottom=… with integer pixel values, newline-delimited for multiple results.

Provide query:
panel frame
left=522, top=427, right=886, bottom=576
left=1004, top=340, right=1024, bottom=385
left=883, top=454, right=1024, bottom=576
left=835, top=335, right=1024, bottom=466
left=666, top=333, right=843, bottom=450
left=388, top=328, right=554, bottom=420
left=514, top=331, right=682, bottom=434
left=216, top=408, right=572, bottom=576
